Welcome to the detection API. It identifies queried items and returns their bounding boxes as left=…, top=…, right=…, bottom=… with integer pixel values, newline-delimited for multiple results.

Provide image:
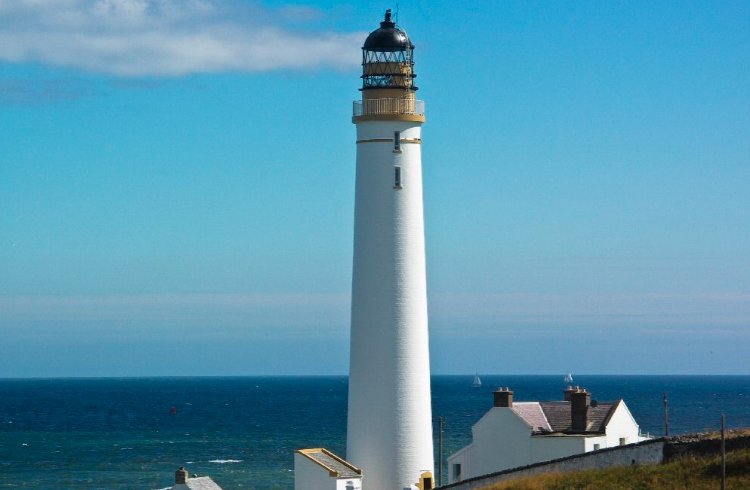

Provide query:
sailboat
left=564, top=373, right=574, bottom=385
left=472, top=373, right=482, bottom=388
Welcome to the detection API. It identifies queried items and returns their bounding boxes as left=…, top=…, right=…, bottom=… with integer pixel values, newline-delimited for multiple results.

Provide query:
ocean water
left=0, top=375, right=748, bottom=489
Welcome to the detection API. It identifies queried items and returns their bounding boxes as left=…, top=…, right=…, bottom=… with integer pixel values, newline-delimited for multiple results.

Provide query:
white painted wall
left=471, top=408, right=533, bottom=476
left=583, top=435, right=608, bottom=452
left=294, top=453, right=362, bottom=490
left=337, top=478, right=363, bottom=490
left=447, top=408, right=532, bottom=483
left=447, top=445, right=471, bottom=483
left=447, top=402, right=649, bottom=484
left=529, top=435, right=585, bottom=462
left=603, top=401, right=649, bottom=448
left=347, top=117, right=434, bottom=490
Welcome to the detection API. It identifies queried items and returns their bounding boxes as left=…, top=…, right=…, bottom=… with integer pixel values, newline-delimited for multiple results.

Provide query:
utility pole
left=438, top=417, right=444, bottom=486
left=663, top=392, right=669, bottom=437
left=721, top=414, right=726, bottom=490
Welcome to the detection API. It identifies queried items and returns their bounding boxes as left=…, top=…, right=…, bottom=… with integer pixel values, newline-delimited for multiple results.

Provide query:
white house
left=294, top=448, right=363, bottom=490
left=447, top=387, right=651, bottom=484
left=171, top=467, right=223, bottom=490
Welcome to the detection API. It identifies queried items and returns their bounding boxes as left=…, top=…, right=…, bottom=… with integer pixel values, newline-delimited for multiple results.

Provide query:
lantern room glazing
left=361, top=10, right=417, bottom=92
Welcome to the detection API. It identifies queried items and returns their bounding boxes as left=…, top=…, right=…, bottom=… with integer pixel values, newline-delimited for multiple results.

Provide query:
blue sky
left=1, top=0, right=748, bottom=377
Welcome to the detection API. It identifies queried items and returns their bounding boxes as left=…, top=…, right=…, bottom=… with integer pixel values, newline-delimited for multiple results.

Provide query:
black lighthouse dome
left=361, top=9, right=417, bottom=91
left=363, top=9, right=413, bottom=52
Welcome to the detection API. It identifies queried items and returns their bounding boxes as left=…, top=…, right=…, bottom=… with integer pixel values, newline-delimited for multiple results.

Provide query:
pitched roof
left=171, top=476, right=224, bottom=490
left=296, top=448, right=362, bottom=478
left=511, top=402, right=551, bottom=432
left=512, top=400, right=621, bottom=435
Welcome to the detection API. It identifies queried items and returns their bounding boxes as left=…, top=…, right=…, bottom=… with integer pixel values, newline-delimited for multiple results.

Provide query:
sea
left=1, top=375, right=748, bottom=489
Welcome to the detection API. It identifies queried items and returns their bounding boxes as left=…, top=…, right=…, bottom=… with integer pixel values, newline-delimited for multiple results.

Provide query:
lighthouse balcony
left=353, top=98, right=425, bottom=122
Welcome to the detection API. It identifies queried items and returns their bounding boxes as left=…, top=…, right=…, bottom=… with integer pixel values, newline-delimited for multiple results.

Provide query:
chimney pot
left=175, top=466, right=189, bottom=484
left=493, top=387, right=514, bottom=407
left=564, top=385, right=576, bottom=402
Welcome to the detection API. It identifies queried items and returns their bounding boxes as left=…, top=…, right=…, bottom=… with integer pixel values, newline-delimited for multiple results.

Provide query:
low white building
left=171, top=467, right=223, bottom=490
left=294, top=448, right=363, bottom=490
left=447, top=387, right=650, bottom=484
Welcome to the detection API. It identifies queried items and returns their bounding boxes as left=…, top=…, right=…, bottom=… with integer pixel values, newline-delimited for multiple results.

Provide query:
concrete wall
left=440, top=439, right=666, bottom=490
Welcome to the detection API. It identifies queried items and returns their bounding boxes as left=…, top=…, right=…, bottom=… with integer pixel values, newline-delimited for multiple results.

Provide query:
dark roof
left=363, top=10, right=413, bottom=51
left=513, top=400, right=621, bottom=435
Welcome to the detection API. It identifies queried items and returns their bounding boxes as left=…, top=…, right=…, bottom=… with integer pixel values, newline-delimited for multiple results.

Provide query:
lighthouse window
left=393, top=131, right=401, bottom=152
left=394, top=167, right=402, bottom=189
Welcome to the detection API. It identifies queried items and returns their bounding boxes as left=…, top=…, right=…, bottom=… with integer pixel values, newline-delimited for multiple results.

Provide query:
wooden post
left=663, top=392, right=669, bottom=437
left=721, top=414, right=726, bottom=490
left=438, top=416, right=444, bottom=486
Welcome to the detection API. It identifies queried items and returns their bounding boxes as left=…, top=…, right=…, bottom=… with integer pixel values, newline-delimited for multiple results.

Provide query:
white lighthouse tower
left=347, top=10, right=434, bottom=490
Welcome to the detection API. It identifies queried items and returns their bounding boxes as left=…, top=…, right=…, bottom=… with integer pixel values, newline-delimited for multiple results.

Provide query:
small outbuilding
left=294, top=448, right=363, bottom=490
left=171, top=466, right=223, bottom=490
left=447, top=386, right=651, bottom=484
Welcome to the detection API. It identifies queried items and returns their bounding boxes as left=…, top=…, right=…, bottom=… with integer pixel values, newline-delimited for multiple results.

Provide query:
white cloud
left=0, top=0, right=363, bottom=76
left=0, top=293, right=350, bottom=339
left=430, top=291, right=750, bottom=335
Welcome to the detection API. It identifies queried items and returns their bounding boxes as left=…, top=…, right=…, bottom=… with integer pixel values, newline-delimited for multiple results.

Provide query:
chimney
left=570, top=387, right=591, bottom=432
left=563, top=385, right=576, bottom=401
left=493, top=387, right=513, bottom=407
left=175, top=466, right=189, bottom=484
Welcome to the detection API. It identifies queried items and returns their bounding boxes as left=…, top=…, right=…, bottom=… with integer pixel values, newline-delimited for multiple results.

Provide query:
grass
left=480, top=447, right=750, bottom=490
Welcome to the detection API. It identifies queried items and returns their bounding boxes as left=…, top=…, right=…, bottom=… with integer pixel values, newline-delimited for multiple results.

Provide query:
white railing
left=353, top=98, right=425, bottom=117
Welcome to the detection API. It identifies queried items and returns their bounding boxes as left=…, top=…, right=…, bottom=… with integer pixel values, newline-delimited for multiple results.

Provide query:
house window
left=593, top=443, right=601, bottom=451
left=394, top=167, right=402, bottom=189
left=452, top=463, right=461, bottom=481
left=620, top=437, right=627, bottom=446
left=394, top=131, right=401, bottom=152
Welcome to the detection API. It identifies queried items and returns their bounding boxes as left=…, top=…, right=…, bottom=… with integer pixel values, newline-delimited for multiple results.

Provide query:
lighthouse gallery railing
left=353, top=98, right=425, bottom=117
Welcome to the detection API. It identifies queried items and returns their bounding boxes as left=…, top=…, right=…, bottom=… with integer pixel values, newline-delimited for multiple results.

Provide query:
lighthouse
left=347, top=10, right=434, bottom=490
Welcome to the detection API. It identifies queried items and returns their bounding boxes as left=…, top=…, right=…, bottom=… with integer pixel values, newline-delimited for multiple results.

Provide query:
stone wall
left=664, top=434, right=750, bottom=461
left=438, top=438, right=666, bottom=490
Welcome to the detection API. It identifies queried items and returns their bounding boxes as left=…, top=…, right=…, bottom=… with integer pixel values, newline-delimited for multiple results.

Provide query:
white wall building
left=294, top=448, right=363, bottom=490
left=447, top=387, right=651, bottom=484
